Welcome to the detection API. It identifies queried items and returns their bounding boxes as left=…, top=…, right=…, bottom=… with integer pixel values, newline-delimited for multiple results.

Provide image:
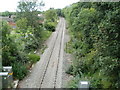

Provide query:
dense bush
left=27, top=54, right=40, bottom=63
left=64, top=2, right=120, bottom=88
left=12, top=62, right=28, bottom=80
left=2, top=21, right=27, bottom=66
left=1, top=20, right=48, bottom=80
left=44, top=21, right=56, bottom=32
left=1, top=13, right=51, bottom=80
left=44, top=9, right=58, bottom=32
left=1, top=21, right=28, bottom=80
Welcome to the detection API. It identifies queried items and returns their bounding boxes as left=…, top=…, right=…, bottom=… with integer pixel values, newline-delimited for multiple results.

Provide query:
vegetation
left=1, top=0, right=58, bottom=80
left=27, top=54, right=40, bottom=63
left=56, top=9, right=64, bottom=17
left=44, top=8, right=58, bottom=32
left=16, top=0, right=44, bottom=28
left=63, top=2, right=120, bottom=88
left=0, top=11, right=16, bottom=17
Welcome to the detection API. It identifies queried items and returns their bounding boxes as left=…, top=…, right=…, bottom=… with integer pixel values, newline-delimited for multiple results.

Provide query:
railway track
left=39, top=18, right=65, bottom=88
left=19, top=18, right=66, bottom=88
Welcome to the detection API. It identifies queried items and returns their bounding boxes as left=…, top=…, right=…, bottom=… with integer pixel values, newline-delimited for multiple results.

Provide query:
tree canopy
left=16, top=0, right=44, bottom=27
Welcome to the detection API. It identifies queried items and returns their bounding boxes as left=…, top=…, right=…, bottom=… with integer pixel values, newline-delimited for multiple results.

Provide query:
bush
left=44, top=22, right=55, bottom=32
left=27, top=54, right=40, bottom=63
left=12, top=62, right=28, bottom=80
left=64, top=2, right=120, bottom=88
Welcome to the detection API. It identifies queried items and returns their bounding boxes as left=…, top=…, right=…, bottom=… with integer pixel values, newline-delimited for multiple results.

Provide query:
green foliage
left=16, top=0, right=47, bottom=50
left=0, top=11, right=16, bottom=17
left=64, top=2, right=120, bottom=88
left=40, top=30, right=52, bottom=41
left=16, top=0, right=45, bottom=51
left=56, top=9, right=64, bottom=17
left=2, top=21, right=27, bottom=66
left=12, top=62, right=28, bottom=80
left=44, top=9, right=57, bottom=22
left=44, top=21, right=56, bottom=32
left=65, top=41, right=74, bottom=54
left=44, top=9, right=58, bottom=32
left=67, top=76, right=79, bottom=88
left=1, top=0, right=53, bottom=81
left=16, top=0, right=43, bottom=28
left=16, top=18, right=28, bottom=30
left=27, top=54, right=40, bottom=63
left=1, top=16, right=51, bottom=80
left=0, top=11, right=10, bottom=16
left=16, top=17, right=44, bottom=52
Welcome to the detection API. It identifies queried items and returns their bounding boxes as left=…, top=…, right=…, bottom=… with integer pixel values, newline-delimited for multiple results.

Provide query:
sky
left=0, top=0, right=80, bottom=12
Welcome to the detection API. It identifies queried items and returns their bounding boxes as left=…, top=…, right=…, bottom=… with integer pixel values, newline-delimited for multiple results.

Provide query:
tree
left=16, top=0, right=44, bottom=28
left=56, top=9, right=64, bottom=17
left=1, top=21, right=26, bottom=66
left=16, top=18, right=28, bottom=31
left=16, top=0, right=45, bottom=49
left=44, top=9, right=57, bottom=22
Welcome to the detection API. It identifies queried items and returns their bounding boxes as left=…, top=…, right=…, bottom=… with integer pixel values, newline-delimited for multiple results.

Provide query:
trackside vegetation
left=1, top=0, right=58, bottom=80
left=44, top=8, right=58, bottom=32
left=63, top=2, right=120, bottom=88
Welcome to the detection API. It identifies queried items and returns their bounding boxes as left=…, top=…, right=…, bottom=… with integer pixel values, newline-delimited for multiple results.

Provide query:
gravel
left=62, top=26, right=74, bottom=88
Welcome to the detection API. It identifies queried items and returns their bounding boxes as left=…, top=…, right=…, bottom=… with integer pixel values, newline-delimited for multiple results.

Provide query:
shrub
left=27, top=54, right=40, bottom=63
left=64, top=2, right=120, bottom=88
left=12, top=62, right=27, bottom=80
left=44, top=21, right=55, bottom=32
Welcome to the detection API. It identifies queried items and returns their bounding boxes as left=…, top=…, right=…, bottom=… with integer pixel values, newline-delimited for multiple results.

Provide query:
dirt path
left=19, top=18, right=66, bottom=88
